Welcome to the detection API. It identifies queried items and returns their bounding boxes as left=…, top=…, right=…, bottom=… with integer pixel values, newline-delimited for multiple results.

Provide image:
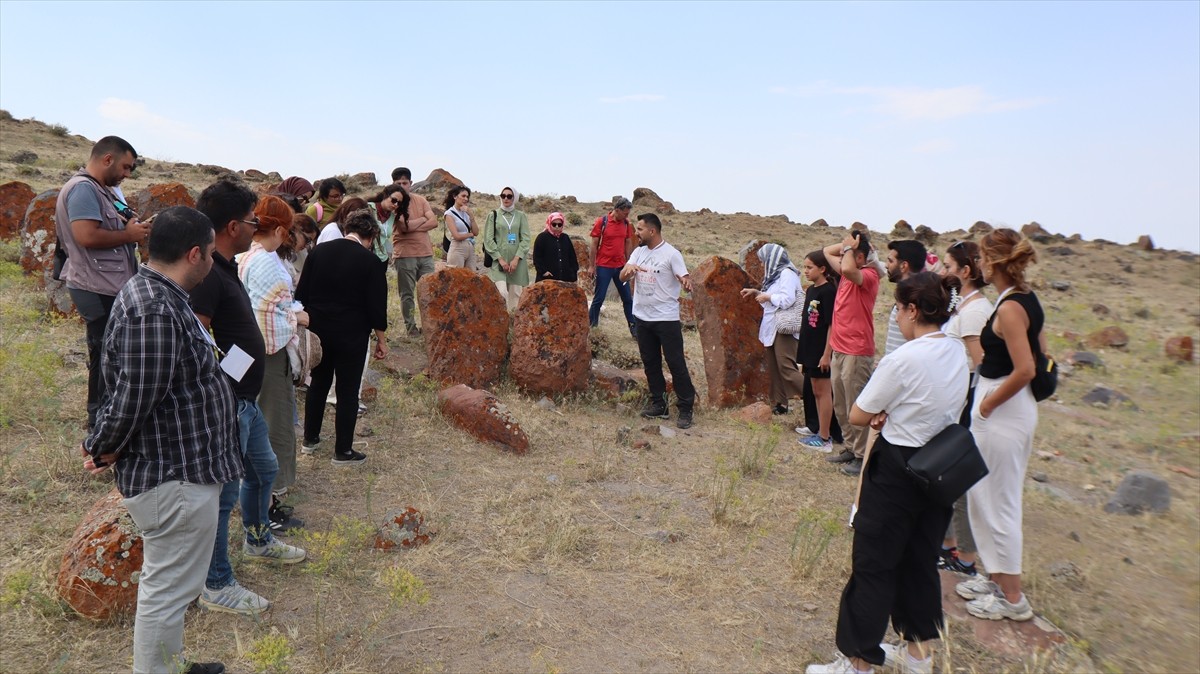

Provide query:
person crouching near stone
left=621, top=213, right=697, bottom=429
left=81, top=206, right=240, bottom=674
left=443, top=186, right=479, bottom=270
left=533, top=212, right=579, bottom=282
left=806, top=272, right=968, bottom=674
left=740, top=243, right=804, bottom=418
left=296, top=209, right=389, bottom=465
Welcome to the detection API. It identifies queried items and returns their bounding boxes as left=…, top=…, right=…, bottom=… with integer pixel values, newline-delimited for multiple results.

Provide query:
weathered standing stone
left=417, top=267, right=509, bottom=389
left=1104, top=471, right=1171, bottom=515
left=691, top=256, right=769, bottom=407
left=18, top=189, right=59, bottom=281
left=509, top=281, right=590, bottom=395
left=571, top=237, right=594, bottom=295
left=1135, top=235, right=1154, bottom=251
left=679, top=295, right=696, bottom=328
left=0, top=180, right=36, bottom=240
left=374, top=507, right=433, bottom=549
left=437, top=384, right=529, bottom=454
left=130, top=183, right=196, bottom=262
left=1164, top=336, right=1193, bottom=362
left=738, top=240, right=768, bottom=287
left=410, top=168, right=464, bottom=194
left=890, top=220, right=914, bottom=238
left=1086, top=326, right=1129, bottom=348
left=57, top=489, right=143, bottom=621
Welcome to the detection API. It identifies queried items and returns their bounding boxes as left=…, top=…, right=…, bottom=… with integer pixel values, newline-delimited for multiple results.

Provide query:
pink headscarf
left=545, top=212, right=565, bottom=237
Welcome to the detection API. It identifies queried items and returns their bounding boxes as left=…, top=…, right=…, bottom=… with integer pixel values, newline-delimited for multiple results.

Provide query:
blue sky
left=2, top=1, right=1198, bottom=251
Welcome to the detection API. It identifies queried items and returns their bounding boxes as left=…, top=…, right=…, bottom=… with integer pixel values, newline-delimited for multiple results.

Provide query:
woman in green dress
left=483, top=187, right=531, bottom=311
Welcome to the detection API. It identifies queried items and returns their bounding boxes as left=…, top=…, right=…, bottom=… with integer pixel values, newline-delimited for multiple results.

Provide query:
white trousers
left=494, top=280, right=524, bottom=311
left=967, top=375, right=1037, bottom=575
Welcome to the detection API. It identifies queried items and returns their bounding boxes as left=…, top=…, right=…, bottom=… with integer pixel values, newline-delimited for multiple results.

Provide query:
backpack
left=482, top=210, right=500, bottom=269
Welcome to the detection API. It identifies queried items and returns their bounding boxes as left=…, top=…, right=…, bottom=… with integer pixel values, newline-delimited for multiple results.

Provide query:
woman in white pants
left=957, top=228, right=1044, bottom=622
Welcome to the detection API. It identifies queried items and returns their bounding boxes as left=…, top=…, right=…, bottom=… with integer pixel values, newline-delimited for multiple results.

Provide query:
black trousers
left=69, top=288, right=116, bottom=428
left=635, top=319, right=696, bottom=412
left=835, top=435, right=952, bottom=665
left=304, top=331, right=368, bottom=454
left=802, top=374, right=844, bottom=443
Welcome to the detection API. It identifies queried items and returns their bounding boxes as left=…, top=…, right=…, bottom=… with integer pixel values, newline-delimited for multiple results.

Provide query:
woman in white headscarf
left=482, top=187, right=531, bottom=311
left=740, top=243, right=805, bottom=416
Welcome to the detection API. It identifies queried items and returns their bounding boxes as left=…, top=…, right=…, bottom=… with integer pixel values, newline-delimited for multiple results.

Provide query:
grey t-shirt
left=65, top=182, right=105, bottom=222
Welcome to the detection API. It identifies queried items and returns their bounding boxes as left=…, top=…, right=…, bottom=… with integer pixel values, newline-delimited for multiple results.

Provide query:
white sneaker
left=966, top=591, right=1034, bottom=621
left=198, top=580, right=269, bottom=615
left=806, top=654, right=869, bottom=674
left=881, top=643, right=932, bottom=674
left=301, top=438, right=320, bottom=455
left=795, top=425, right=815, bottom=436
left=244, top=538, right=307, bottom=565
left=955, top=576, right=998, bottom=600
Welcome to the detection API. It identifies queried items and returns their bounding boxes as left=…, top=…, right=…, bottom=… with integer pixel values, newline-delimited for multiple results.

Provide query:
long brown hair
left=979, top=228, right=1037, bottom=291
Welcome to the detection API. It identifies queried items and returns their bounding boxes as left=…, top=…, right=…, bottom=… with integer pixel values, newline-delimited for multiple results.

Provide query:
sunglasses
left=501, top=194, right=514, bottom=199
left=550, top=222, right=564, bottom=228
left=239, top=218, right=261, bottom=228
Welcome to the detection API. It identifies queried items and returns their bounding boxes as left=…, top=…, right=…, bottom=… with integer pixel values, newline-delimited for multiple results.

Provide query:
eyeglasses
left=239, top=218, right=261, bottom=228
left=501, top=194, right=514, bottom=199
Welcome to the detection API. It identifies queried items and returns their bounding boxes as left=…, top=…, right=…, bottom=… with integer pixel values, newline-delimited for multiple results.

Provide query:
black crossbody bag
left=904, top=423, right=989, bottom=506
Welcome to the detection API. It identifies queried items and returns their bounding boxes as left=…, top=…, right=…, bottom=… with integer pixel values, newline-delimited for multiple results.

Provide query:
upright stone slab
left=691, top=256, right=769, bottom=407
left=131, top=183, right=196, bottom=262
left=19, top=189, right=59, bottom=281
left=417, top=267, right=509, bottom=389
left=738, top=240, right=768, bottom=287
left=571, top=237, right=594, bottom=295
left=509, top=281, right=590, bottom=395
left=0, top=181, right=36, bottom=241
left=57, top=489, right=143, bottom=621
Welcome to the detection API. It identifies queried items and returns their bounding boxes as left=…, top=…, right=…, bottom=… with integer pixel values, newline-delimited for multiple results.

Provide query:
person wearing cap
left=588, top=196, right=638, bottom=337
left=532, top=212, right=580, bottom=283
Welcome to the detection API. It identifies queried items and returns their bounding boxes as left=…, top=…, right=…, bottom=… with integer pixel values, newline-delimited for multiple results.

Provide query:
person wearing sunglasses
left=532, top=212, right=580, bottom=283
left=366, top=184, right=410, bottom=263
left=483, top=187, right=532, bottom=311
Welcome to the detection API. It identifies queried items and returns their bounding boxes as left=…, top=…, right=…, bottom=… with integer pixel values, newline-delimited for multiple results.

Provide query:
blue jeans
left=207, top=399, right=278, bottom=590
left=588, top=265, right=636, bottom=329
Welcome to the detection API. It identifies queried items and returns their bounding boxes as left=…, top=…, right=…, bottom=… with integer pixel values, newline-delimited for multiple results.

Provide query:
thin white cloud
left=598, top=94, right=666, bottom=104
left=97, top=98, right=204, bottom=140
left=769, top=82, right=1049, bottom=121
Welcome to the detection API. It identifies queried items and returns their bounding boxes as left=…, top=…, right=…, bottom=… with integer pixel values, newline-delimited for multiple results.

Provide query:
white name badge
left=220, top=344, right=254, bottom=382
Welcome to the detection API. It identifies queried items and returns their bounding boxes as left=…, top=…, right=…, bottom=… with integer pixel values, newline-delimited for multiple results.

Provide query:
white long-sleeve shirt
left=757, top=268, right=802, bottom=347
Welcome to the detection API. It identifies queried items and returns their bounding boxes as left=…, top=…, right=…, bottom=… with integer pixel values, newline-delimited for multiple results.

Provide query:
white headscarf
left=500, top=187, right=520, bottom=213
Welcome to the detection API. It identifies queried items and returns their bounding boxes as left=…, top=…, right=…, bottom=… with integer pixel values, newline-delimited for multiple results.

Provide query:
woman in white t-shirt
left=936, top=240, right=993, bottom=577
left=807, top=272, right=968, bottom=674
left=316, top=197, right=369, bottom=246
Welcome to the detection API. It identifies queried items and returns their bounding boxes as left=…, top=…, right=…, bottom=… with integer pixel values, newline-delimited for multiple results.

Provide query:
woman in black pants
left=295, top=210, right=388, bottom=466
left=807, top=272, right=968, bottom=674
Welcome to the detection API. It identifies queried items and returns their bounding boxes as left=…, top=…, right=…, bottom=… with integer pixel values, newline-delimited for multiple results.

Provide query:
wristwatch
left=842, top=245, right=854, bottom=254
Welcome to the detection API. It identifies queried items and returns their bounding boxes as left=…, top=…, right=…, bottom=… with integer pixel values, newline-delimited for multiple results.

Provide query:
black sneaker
left=841, top=458, right=864, bottom=476
left=640, top=403, right=669, bottom=419
left=268, top=504, right=304, bottom=534
left=824, top=449, right=856, bottom=464
left=331, top=449, right=368, bottom=466
left=184, top=663, right=225, bottom=674
left=676, top=411, right=693, bottom=430
left=772, top=404, right=788, bottom=416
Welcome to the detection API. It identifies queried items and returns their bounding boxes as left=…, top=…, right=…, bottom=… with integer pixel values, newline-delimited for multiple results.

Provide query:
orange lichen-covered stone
left=417, top=267, right=509, bottom=389
left=437, top=384, right=529, bottom=454
left=691, top=256, right=770, bottom=408
left=740, top=240, right=768, bottom=287
left=1165, top=335, right=1193, bottom=362
left=509, top=281, right=590, bottom=396
left=56, top=489, right=143, bottom=621
left=374, top=507, right=433, bottom=550
left=19, top=189, right=58, bottom=281
left=0, top=180, right=35, bottom=241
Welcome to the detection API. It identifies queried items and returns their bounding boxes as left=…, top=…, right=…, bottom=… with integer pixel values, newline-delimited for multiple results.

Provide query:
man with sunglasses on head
left=390, top=167, right=438, bottom=336
left=54, top=135, right=151, bottom=431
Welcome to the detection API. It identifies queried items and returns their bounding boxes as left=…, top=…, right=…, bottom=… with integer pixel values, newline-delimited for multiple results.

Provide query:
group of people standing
left=746, top=231, right=1048, bottom=674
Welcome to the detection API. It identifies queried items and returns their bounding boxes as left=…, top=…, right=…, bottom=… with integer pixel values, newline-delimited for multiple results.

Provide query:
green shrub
left=49, top=123, right=69, bottom=137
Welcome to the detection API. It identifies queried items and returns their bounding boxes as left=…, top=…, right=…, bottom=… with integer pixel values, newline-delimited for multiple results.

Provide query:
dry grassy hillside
left=1, top=113, right=1198, bottom=673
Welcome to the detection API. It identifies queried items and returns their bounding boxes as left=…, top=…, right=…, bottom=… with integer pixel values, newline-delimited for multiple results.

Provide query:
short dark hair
left=637, top=213, right=662, bottom=232
left=196, top=177, right=258, bottom=231
left=148, top=206, right=213, bottom=264
left=391, top=167, right=412, bottom=182
left=342, top=210, right=381, bottom=241
left=888, top=239, right=927, bottom=273
left=850, top=230, right=871, bottom=258
left=318, top=177, right=346, bottom=200
left=895, top=271, right=961, bottom=326
left=90, top=136, right=137, bottom=161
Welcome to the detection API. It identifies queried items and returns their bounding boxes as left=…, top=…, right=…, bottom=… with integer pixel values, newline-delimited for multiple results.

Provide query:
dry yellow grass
left=1, top=115, right=1197, bottom=673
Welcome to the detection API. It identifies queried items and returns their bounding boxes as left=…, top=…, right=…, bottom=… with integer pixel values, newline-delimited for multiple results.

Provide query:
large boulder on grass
left=19, top=188, right=58, bottom=280
left=691, top=256, right=770, bottom=407
left=130, top=183, right=195, bottom=262
left=509, top=281, right=590, bottom=395
left=437, top=384, right=529, bottom=454
left=0, top=180, right=36, bottom=240
left=57, top=489, right=143, bottom=621
left=417, top=267, right=509, bottom=389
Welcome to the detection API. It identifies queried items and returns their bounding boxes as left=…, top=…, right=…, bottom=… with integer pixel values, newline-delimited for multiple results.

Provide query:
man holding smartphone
left=54, top=136, right=151, bottom=430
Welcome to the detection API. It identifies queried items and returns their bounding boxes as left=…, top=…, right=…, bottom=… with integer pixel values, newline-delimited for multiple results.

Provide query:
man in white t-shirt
left=620, top=213, right=697, bottom=429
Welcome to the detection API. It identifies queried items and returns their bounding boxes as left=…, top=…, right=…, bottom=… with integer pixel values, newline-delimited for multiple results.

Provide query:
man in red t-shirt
left=588, top=197, right=638, bottom=337
left=821, top=231, right=881, bottom=476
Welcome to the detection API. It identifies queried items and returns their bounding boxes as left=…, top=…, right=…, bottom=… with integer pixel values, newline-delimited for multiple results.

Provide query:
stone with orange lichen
left=417, top=267, right=509, bottom=389
left=509, top=281, right=590, bottom=396
left=56, top=489, right=143, bottom=621
left=18, top=188, right=58, bottom=280
left=437, top=384, right=529, bottom=454
left=0, top=180, right=35, bottom=241
left=375, top=507, right=433, bottom=550
left=691, top=256, right=769, bottom=408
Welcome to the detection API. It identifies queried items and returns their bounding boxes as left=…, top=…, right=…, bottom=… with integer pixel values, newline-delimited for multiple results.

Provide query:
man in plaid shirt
left=82, top=206, right=240, bottom=674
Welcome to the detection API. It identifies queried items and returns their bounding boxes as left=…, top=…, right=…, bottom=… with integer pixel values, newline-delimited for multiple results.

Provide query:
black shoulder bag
left=482, top=209, right=499, bottom=269
left=905, top=424, right=989, bottom=507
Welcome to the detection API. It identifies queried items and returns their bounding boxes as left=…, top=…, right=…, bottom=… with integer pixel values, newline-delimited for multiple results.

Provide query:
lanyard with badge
left=501, top=212, right=517, bottom=244
left=193, top=313, right=253, bottom=383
